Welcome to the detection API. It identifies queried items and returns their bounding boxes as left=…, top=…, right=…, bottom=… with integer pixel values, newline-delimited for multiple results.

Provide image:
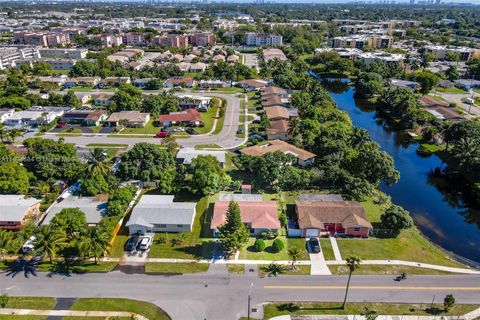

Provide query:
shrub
left=272, top=238, right=285, bottom=253
left=254, top=238, right=265, bottom=252
left=279, top=212, right=287, bottom=228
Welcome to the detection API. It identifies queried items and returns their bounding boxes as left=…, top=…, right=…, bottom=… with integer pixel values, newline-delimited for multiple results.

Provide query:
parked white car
left=21, top=236, right=37, bottom=253
left=138, top=235, right=153, bottom=251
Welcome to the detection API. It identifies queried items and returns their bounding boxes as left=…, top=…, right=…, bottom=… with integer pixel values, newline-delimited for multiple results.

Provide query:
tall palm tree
left=287, top=246, right=301, bottom=271
left=86, top=148, right=110, bottom=176
left=287, top=117, right=302, bottom=139
left=8, top=128, right=24, bottom=144
left=34, top=226, right=67, bottom=264
left=342, top=255, right=361, bottom=310
left=0, top=230, right=13, bottom=261
left=453, top=137, right=480, bottom=171
left=78, top=227, right=110, bottom=264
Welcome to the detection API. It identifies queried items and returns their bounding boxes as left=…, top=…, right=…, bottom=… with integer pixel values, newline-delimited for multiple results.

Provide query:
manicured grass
left=319, top=238, right=335, bottom=261
left=109, top=234, right=129, bottom=258
left=0, top=316, right=47, bottom=320
left=227, top=264, right=245, bottom=274
left=117, top=120, right=160, bottom=135
left=210, top=87, right=243, bottom=94
left=196, top=99, right=221, bottom=134
left=1, top=297, right=56, bottom=310
left=56, top=132, right=83, bottom=137
left=212, top=98, right=226, bottom=134
left=418, top=143, right=445, bottom=153
left=36, top=261, right=118, bottom=273
left=259, top=264, right=311, bottom=277
left=435, top=87, right=467, bottom=94
left=239, top=236, right=309, bottom=261
left=426, top=95, right=448, bottom=103
left=147, top=195, right=215, bottom=259
left=144, top=262, right=209, bottom=274
left=63, top=317, right=130, bottom=320
left=70, top=298, right=171, bottom=320
left=329, top=264, right=457, bottom=275
left=194, top=144, right=222, bottom=149
left=107, top=134, right=155, bottom=138
left=261, top=302, right=479, bottom=319
left=86, top=143, right=128, bottom=148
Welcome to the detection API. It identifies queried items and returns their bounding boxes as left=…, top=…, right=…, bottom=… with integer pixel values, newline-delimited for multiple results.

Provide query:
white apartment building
left=100, top=35, right=123, bottom=47
left=0, top=46, right=39, bottom=70
left=424, top=45, right=480, bottom=61
left=333, top=35, right=393, bottom=49
left=358, top=52, right=405, bottom=65
left=38, top=48, right=88, bottom=60
left=15, top=58, right=78, bottom=70
left=244, top=33, right=283, bottom=47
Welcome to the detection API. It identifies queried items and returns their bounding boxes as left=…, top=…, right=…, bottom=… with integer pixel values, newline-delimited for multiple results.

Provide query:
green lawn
left=435, top=87, right=467, bottom=94
left=329, top=264, right=457, bottom=275
left=0, top=316, right=47, bottom=320
left=117, top=120, right=160, bottom=135
left=35, top=261, right=118, bottom=273
left=194, top=144, right=223, bottom=149
left=239, top=236, right=309, bottom=261
left=147, top=195, right=215, bottom=259
left=260, top=302, right=479, bottom=319
left=196, top=98, right=223, bottom=134
left=259, top=264, right=311, bottom=277
left=212, top=98, right=226, bottom=134
left=210, top=87, right=243, bottom=94
left=109, top=234, right=129, bottom=258
left=144, top=262, right=209, bottom=274
left=85, top=143, right=128, bottom=148
left=70, top=298, right=171, bottom=320
left=319, top=238, right=335, bottom=261
left=1, top=297, right=56, bottom=310
left=227, top=264, right=245, bottom=274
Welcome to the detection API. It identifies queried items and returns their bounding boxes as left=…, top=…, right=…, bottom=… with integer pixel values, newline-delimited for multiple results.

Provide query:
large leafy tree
left=217, top=201, right=250, bottom=255
left=354, top=72, right=384, bottom=98
left=415, top=70, right=440, bottom=94
left=380, top=205, right=413, bottom=231
left=0, top=161, right=31, bottom=194
left=49, top=208, right=87, bottom=240
left=188, top=155, right=230, bottom=196
left=118, top=143, right=177, bottom=192
left=110, top=84, right=142, bottom=112
left=141, top=92, right=179, bottom=115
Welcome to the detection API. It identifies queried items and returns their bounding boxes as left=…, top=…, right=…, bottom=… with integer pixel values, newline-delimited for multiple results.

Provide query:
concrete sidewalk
left=329, top=236, right=342, bottom=261
left=0, top=308, right=148, bottom=320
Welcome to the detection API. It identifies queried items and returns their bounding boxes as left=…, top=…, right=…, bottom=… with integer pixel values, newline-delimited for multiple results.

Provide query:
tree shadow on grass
left=4, top=255, right=41, bottom=278
left=175, top=241, right=215, bottom=260
left=425, top=307, right=444, bottom=315
left=46, top=258, right=86, bottom=277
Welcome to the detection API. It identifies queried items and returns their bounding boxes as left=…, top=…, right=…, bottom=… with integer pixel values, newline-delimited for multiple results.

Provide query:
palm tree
left=0, top=230, right=13, bottom=261
left=287, top=117, right=302, bottom=139
left=8, top=128, right=24, bottom=144
left=34, top=226, right=66, bottom=264
left=287, top=246, right=301, bottom=271
left=262, top=262, right=287, bottom=277
left=78, top=227, right=110, bottom=264
left=86, top=148, right=110, bottom=176
left=0, top=128, right=6, bottom=143
left=453, top=137, right=480, bottom=171
left=349, top=127, right=370, bottom=148
left=342, top=255, right=361, bottom=310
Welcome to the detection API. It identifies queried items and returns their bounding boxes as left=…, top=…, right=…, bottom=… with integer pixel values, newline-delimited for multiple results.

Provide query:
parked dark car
left=156, top=131, right=168, bottom=138
left=236, top=129, right=244, bottom=134
left=309, top=237, right=321, bottom=253
left=125, top=235, right=139, bottom=252
left=186, top=128, right=198, bottom=135
left=249, top=134, right=264, bottom=142
left=251, top=119, right=262, bottom=124
left=56, top=121, right=68, bottom=128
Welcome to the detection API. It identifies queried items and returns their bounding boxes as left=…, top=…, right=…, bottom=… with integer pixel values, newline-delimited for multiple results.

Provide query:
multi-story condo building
left=213, top=19, right=239, bottom=31
left=152, top=35, right=189, bottom=48
left=101, top=35, right=124, bottom=47
left=122, top=33, right=145, bottom=46
left=13, top=32, right=70, bottom=47
left=244, top=33, right=283, bottom=47
left=0, top=46, right=39, bottom=70
left=333, top=35, right=393, bottom=49
left=424, top=45, right=480, bottom=61
left=38, top=48, right=88, bottom=60
left=188, top=33, right=216, bottom=47
left=15, top=58, right=78, bottom=70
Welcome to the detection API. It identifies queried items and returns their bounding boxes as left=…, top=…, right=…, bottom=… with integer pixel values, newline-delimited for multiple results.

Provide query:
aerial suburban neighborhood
left=0, top=1, right=480, bottom=320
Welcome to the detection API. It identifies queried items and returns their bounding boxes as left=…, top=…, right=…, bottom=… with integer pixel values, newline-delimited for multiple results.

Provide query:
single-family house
left=100, top=77, right=131, bottom=87
left=264, top=106, right=290, bottom=121
left=158, top=108, right=203, bottom=127
left=4, top=106, right=66, bottom=126
left=226, top=55, right=240, bottom=63
left=42, top=195, right=108, bottom=226
left=267, top=119, right=291, bottom=141
left=133, top=78, right=155, bottom=88
left=62, top=109, right=108, bottom=126
left=199, top=79, right=227, bottom=89
left=239, top=79, right=270, bottom=91
left=390, top=79, right=420, bottom=90
left=261, top=95, right=289, bottom=108
left=0, top=195, right=41, bottom=230
left=176, top=148, right=226, bottom=168
left=92, top=93, right=114, bottom=106
left=126, top=195, right=196, bottom=234
left=295, top=197, right=372, bottom=238
left=73, top=92, right=92, bottom=104
left=260, top=86, right=288, bottom=99
left=163, top=77, right=194, bottom=88
left=211, top=200, right=280, bottom=236
left=454, top=79, right=480, bottom=91
left=106, top=111, right=150, bottom=128
left=240, top=140, right=316, bottom=167
left=178, top=95, right=211, bottom=111
left=212, top=54, right=226, bottom=62
left=177, top=62, right=191, bottom=72
left=189, top=62, right=207, bottom=73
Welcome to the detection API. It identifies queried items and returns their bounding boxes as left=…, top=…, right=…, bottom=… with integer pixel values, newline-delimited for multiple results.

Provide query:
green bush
left=272, top=238, right=285, bottom=253
left=254, top=238, right=265, bottom=252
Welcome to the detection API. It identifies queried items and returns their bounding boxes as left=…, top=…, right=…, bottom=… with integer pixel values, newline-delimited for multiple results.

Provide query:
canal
left=322, top=77, right=480, bottom=263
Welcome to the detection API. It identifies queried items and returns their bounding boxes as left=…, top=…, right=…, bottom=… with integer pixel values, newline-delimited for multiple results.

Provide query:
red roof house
left=158, top=108, right=203, bottom=126
left=211, top=201, right=280, bottom=236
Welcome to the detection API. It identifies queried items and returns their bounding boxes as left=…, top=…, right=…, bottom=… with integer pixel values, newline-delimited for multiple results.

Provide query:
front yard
left=239, top=236, right=309, bottom=261
left=144, top=262, right=209, bottom=274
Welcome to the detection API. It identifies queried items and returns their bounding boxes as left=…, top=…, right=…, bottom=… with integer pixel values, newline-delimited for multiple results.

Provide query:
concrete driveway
left=306, top=239, right=331, bottom=275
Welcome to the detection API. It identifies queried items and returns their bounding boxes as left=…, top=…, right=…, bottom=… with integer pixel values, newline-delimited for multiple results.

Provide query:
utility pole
left=247, top=282, right=253, bottom=320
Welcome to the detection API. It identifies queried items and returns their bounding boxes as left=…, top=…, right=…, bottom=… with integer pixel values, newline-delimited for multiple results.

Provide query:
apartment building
left=213, top=19, right=239, bottom=31
left=14, top=31, right=70, bottom=47
left=244, top=33, right=283, bottom=47
left=424, top=45, right=480, bottom=61
left=101, top=35, right=123, bottom=47
left=122, top=32, right=145, bottom=46
left=38, top=48, right=88, bottom=60
left=357, top=52, right=405, bottom=66
left=333, top=35, right=393, bottom=49
left=188, top=33, right=216, bottom=47
left=152, top=35, right=189, bottom=48
left=15, top=58, right=77, bottom=70
left=0, top=46, right=39, bottom=70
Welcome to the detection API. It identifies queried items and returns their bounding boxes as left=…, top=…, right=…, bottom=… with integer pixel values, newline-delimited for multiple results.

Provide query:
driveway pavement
left=307, top=239, right=331, bottom=275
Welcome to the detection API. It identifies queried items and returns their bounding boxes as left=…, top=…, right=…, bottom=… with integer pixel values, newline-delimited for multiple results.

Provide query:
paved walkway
left=0, top=308, right=148, bottom=320
left=329, top=236, right=342, bottom=261
left=307, top=239, right=331, bottom=275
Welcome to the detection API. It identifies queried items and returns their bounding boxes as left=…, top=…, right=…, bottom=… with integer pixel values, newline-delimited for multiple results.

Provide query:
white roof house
left=0, top=195, right=41, bottom=229
left=3, top=107, right=66, bottom=127
left=126, top=195, right=196, bottom=234
left=42, top=196, right=108, bottom=226
left=176, top=148, right=226, bottom=168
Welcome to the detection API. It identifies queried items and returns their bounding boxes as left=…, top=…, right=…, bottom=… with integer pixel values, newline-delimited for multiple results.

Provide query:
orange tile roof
left=211, top=201, right=280, bottom=229
left=240, top=140, right=316, bottom=161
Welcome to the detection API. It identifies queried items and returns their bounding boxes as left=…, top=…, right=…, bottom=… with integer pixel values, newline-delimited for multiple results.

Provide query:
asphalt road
left=436, top=91, right=479, bottom=119
left=1, top=271, right=479, bottom=320
left=23, top=91, right=245, bottom=149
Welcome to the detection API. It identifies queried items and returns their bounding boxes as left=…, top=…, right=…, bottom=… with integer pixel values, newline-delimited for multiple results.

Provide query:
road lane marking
left=264, top=285, right=480, bottom=291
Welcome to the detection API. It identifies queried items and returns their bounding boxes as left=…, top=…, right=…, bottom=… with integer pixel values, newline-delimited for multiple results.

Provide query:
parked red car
left=156, top=131, right=168, bottom=138
left=56, top=121, right=68, bottom=128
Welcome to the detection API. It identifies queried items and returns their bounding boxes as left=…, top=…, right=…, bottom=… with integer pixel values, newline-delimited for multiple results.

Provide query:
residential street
left=1, top=271, right=479, bottom=320
left=22, top=91, right=245, bottom=149
left=434, top=91, right=480, bottom=119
